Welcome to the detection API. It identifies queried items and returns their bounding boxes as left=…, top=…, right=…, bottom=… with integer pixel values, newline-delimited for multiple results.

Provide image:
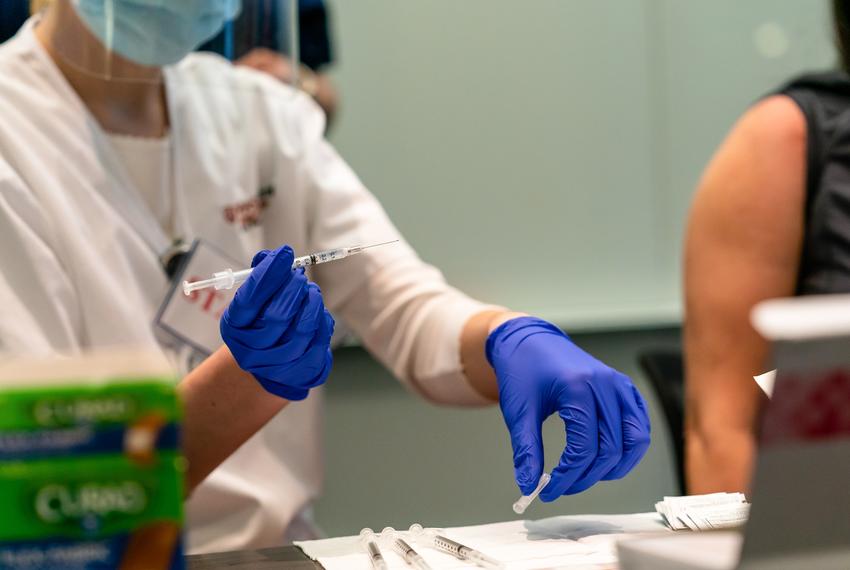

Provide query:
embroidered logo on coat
left=223, top=186, right=275, bottom=229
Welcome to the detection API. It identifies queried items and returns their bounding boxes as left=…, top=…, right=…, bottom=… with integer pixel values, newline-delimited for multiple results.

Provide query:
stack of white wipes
left=655, top=493, right=750, bottom=531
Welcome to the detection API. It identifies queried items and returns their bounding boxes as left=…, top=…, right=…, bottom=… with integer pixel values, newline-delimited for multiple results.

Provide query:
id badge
left=154, top=239, right=243, bottom=357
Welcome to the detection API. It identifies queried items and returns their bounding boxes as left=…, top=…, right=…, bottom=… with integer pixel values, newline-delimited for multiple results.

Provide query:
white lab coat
left=0, top=22, right=496, bottom=553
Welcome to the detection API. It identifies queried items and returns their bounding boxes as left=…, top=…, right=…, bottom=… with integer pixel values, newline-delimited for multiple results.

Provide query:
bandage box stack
left=0, top=350, right=185, bottom=570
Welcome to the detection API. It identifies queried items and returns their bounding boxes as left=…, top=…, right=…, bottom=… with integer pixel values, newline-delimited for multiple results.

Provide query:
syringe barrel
left=366, top=541, right=388, bottom=570
left=431, top=534, right=464, bottom=557
left=360, top=529, right=388, bottom=570
left=292, top=247, right=348, bottom=269
left=392, top=538, right=432, bottom=570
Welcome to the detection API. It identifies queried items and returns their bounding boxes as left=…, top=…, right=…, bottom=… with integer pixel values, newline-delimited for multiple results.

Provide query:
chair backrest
left=637, top=349, right=685, bottom=495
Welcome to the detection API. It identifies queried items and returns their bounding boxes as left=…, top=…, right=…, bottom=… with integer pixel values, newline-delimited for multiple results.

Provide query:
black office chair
left=638, top=349, right=686, bottom=495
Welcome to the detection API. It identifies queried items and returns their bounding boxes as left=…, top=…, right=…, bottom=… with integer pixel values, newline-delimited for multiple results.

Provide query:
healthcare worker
left=0, top=0, right=651, bottom=553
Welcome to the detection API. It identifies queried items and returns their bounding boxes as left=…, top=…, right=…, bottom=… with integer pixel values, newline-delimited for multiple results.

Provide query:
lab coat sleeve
left=301, top=133, right=504, bottom=406
left=0, top=167, right=81, bottom=355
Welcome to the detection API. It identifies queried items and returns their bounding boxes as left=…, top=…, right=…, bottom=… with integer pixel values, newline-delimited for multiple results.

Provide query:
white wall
left=326, top=0, right=835, bottom=330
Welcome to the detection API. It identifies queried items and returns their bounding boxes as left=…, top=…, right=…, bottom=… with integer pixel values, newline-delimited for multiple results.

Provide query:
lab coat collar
left=20, top=16, right=179, bottom=257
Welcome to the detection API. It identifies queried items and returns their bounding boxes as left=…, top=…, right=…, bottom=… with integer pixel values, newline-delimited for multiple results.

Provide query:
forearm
left=684, top=299, right=771, bottom=495
left=179, top=346, right=288, bottom=495
left=686, top=425, right=758, bottom=495
left=683, top=340, right=769, bottom=495
left=460, top=310, right=527, bottom=401
left=684, top=329, right=769, bottom=495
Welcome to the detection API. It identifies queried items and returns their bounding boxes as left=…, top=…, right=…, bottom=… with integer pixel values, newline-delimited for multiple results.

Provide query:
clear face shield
left=43, top=0, right=300, bottom=86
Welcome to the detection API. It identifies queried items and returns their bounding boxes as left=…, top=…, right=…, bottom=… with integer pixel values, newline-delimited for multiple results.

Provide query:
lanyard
left=89, top=71, right=188, bottom=272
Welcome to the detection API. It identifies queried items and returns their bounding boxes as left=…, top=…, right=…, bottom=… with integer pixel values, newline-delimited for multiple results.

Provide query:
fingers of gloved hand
left=633, top=384, right=651, bottom=433
left=313, top=347, right=334, bottom=388
left=560, top=377, right=624, bottom=495
left=250, top=333, right=333, bottom=390
left=254, top=346, right=333, bottom=400
left=261, top=284, right=329, bottom=364
left=499, top=374, right=546, bottom=495
left=324, top=309, right=335, bottom=339
left=260, top=269, right=310, bottom=324
left=295, top=284, right=325, bottom=334
left=222, top=317, right=289, bottom=353
left=220, top=272, right=309, bottom=354
left=251, top=249, right=271, bottom=268
left=246, top=310, right=334, bottom=389
left=540, top=401, right=599, bottom=502
left=603, top=382, right=652, bottom=481
left=224, top=287, right=330, bottom=370
left=226, top=246, right=296, bottom=327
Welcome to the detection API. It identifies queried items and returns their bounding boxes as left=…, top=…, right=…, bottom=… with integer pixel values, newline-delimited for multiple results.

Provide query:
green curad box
left=0, top=350, right=185, bottom=570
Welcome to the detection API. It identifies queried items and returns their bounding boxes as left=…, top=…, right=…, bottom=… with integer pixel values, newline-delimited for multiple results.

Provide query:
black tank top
left=779, top=71, right=850, bottom=295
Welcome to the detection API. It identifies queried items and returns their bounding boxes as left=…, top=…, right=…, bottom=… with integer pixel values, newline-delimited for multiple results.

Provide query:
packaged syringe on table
left=0, top=349, right=185, bottom=570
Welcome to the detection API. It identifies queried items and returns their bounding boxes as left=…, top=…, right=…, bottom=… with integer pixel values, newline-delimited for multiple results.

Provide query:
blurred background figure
left=684, top=0, right=850, bottom=495
left=200, top=0, right=339, bottom=123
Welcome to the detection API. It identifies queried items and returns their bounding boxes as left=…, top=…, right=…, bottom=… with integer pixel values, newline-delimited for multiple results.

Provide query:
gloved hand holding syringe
left=183, top=240, right=399, bottom=296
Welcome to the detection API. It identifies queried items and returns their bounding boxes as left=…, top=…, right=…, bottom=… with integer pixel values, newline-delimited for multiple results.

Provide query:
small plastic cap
left=512, top=472, right=551, bottom=515
left=513, top=497, right=531, bottom=514
left=360, top=528, right=375, bottom=540
left=408, top=523, right=424, bottom=536
left=381, top=527, right=396, bottom=538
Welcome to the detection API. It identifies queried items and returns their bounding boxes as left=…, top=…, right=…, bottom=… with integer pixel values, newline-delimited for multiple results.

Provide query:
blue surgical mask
left=73, top=0, right=242, bottom=67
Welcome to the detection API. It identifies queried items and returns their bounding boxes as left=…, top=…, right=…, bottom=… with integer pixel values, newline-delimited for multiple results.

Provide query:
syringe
left=512, top=472, right=551, bottom=514
left=182, top=240, right=398, bottom=296
left=360, top=528, right=389, bottom=570
left=381, top=527, right=433, bottom=570
left=408, top=524, right=504, bottom=569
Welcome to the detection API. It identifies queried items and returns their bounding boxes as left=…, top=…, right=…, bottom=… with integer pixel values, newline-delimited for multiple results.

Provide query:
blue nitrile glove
left=220, top=245, right=334, bottom=401
left=486, top=317, right=651, bottom=500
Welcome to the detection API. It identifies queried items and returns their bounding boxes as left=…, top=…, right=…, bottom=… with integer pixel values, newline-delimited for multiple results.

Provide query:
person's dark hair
left=834, top=0, right=850, bottom=72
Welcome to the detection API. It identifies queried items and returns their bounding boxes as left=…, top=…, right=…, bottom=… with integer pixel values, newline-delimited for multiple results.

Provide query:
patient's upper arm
left=684, top=94, right=807, bottom=431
